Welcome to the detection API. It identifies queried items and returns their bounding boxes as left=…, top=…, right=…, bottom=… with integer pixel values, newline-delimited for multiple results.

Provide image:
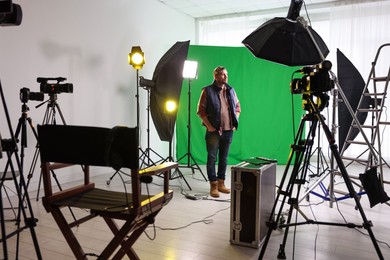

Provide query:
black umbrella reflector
left=337, top=49, right=373, bottom=151
left=242, top=17, right=329, bottom=66
left=149, top=41, right=189, bottom=142
left=359, top=167, right=390, bottom=208
left=242, top=0, right=329, bottom=66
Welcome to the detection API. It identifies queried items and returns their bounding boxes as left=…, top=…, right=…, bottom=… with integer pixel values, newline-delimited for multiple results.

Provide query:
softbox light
left=148, top=40, right=189, bottom=142
left=242, top=0, right=329, bottom=66
left=337, top=49, right=373, bottom=151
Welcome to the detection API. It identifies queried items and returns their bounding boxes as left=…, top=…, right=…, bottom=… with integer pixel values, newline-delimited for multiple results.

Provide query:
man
left=197, top=66, right=241, bottom=198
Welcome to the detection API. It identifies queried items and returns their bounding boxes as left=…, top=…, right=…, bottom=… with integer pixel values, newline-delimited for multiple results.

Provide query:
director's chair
left=38, top=124, right=177, bottom=259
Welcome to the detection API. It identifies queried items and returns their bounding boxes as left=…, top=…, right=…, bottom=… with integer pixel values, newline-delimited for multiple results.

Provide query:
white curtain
left=329, top=1, right=390, bottom=158
left=198, top=13, right=282, bottom=47
left=329, top=1, right=390, bottom=78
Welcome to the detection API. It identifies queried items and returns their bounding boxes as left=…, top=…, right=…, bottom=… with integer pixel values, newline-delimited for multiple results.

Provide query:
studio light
left=182, top=60, right=198, bottom=79
left=165, top=100, right=177, bottom=113
left=242, top=0, right=329, bottom=66
left=141, top=41, right=189, bottom=142
left=176, top=59, right=207, bottom=181
left=128, top=45, right=144, bottom=153
left=128, top=46, right=145, bottom=70
left=0, top=1, right=22, bottom=26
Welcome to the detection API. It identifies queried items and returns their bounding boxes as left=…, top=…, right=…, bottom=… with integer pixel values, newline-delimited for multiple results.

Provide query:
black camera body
left=291, top=60, right=334, bottom=95
left=37, top=77, right=73, bottom=94
left=290, top=61, right=334, bottom=112
left=40, top=83, right=73, bottom=94
left=19, top=87, right=44, bottom=103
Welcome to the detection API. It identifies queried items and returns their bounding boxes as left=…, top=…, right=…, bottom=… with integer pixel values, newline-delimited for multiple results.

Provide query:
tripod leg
left=5, top=149, right=42, bottom=259
left=171, top=167, right=192, bottom=190
left=316, top=110, right=384, bottom=259
left=259, top=115, right=315, bottom=259
left=276, top=117, right=318, bottom=259
left=189, top=153, right=208, bottom=181
left=0, top=179, right=10, bottom=259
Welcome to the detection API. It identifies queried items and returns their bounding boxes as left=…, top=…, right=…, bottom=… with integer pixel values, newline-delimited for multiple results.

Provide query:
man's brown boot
left=217, top=179, right=230, bottom=194
left=210, top=181, right=220, bottom=197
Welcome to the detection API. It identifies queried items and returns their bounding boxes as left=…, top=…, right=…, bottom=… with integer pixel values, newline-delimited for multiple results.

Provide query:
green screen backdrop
left=175, top=45, right=304, bottom=165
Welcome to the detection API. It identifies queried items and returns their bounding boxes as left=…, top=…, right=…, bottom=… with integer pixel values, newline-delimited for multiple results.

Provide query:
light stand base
left=177, top=152, right=207, bottom=181
left=161, top=140, right=192, bottom=190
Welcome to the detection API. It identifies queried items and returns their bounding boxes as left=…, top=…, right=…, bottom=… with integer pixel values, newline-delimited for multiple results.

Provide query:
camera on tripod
left=37, top=77, right=73, bottom=94
left=19, top=87, right=44, bottom=103
left=291, top=60, right=334, bottom=94
left=290, top=60, right=335, bottom=112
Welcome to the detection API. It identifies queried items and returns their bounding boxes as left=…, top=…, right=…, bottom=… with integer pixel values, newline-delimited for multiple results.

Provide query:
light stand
left=176, top=61, right=207, bottom=181
left=163, top=100, right=192, bottom=190
left=107, top=46, right=150, bottom=184
left=134, top=68, right=152, bottom=168
left=139, top=81, right=165, bottom=168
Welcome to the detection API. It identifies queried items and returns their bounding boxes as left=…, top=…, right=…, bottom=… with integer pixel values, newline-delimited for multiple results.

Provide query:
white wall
left=0, top=0, right=195, bottom=191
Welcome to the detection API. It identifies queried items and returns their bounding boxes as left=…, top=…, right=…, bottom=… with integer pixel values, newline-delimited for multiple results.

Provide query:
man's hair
left=213, top=66, right=226, bottom=76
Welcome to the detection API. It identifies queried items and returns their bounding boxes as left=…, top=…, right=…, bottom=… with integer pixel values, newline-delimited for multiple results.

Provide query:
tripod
left=0, top=81, right=42, bottom=259
left=258, top=97, right=383, bottom=259
left=176, top=79, right=207, bottom=181
left=29, top=93, right=68, bottom=200
left=14, top=101, right=40, bottom=195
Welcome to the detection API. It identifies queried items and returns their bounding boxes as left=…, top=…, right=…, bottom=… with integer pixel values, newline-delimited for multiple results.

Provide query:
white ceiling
left=157, top=0, right=382, bottom=19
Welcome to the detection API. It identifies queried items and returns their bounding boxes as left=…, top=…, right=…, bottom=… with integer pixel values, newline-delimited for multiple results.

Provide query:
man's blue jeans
left=205, top=130, right=233, bottom=182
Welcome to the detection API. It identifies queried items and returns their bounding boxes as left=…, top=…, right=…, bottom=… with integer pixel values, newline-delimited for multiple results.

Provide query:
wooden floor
left=1, top=163, right=390, bottom=259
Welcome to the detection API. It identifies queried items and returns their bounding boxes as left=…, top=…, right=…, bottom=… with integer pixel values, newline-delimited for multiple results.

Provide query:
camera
left=37, top=77, right=73, bottom=94
left=290, top=60, right=334, bottom=95
left=290, top=61, right=334, bottom=112
left=19, top=87, right=44, bottom=103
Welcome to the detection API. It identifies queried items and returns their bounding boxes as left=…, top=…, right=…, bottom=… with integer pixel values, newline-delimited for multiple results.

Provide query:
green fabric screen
left=175, top=45, right=304, bottom=165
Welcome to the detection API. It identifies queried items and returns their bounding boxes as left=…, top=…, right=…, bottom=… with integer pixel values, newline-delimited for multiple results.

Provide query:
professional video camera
left=290, top=60, right=334, bottom=112
left=291, top=60, right=334, bottom=94
left=19, top=87, right=44, bottom=103
left=37, top=77, right=73, bottom=95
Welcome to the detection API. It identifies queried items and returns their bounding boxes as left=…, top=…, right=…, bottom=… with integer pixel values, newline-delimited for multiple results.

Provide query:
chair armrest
left=139, top=162, right=178, bottom=176
left=131, top=162, right=177, bottom=208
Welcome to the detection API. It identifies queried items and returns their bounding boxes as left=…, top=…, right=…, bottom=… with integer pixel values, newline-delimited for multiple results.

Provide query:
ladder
left=340, top=43, right=390, bottom=186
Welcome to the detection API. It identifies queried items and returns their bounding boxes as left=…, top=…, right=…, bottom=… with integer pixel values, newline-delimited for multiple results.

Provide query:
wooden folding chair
left=38, top=124, right=177, bottom=260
